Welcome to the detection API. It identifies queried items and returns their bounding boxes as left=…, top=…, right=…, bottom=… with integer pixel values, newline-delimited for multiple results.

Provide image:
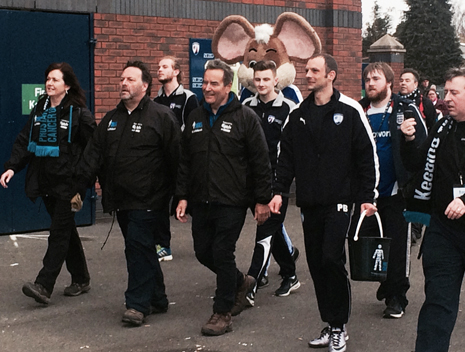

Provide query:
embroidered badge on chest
left=333, top=113, right=343, bottom=125
left=60, top=120, right=69, bottom=129
left=396, top=112, right=404, bottom=125
left=132, top=123, right=142, bottom=133
left=107, top=120, right=117, bottom=131
left=221, top=121, right=232, bottom=133
left=268, top=115, right=276, bottom=124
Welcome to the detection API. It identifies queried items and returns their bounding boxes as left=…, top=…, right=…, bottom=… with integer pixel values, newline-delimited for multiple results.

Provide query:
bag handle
left=353, top=210, right=383, bottom=241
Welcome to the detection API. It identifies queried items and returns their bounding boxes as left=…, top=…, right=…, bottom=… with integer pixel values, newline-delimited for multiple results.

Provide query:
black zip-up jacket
left=176, top=93, right=272, bottom=207
left=154, top=84, right=199, bottom=130
left=243, top=91, right=296, bottom=171
left=275, top=89, right=379, bottom=207
left=359, top=93, right=428, bottom=191
left=78, top=95, right=180, bottom=213
left=401, top=118, right=465, bottom=233
left=4, top=96, right=95, bottom=201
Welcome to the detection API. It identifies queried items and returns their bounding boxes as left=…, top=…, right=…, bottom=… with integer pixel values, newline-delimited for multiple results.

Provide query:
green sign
left=22, top=84, right=45, bottom=115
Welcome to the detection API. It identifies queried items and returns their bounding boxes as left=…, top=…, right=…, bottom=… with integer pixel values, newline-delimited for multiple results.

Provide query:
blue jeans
left=117, top=210, right=168, bottom=315
left=415, top=216, right=465, bottom=352
left=191, top=203, right=247, bottom=314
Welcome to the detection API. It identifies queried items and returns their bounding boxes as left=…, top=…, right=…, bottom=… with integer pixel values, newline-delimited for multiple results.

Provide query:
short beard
left=158, top=77, right=173, bottom=85
left=368, top=86, right=389, bottom=104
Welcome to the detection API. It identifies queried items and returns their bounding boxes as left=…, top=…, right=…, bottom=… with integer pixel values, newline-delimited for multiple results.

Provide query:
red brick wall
left=93, top=1, right=362, bottom=121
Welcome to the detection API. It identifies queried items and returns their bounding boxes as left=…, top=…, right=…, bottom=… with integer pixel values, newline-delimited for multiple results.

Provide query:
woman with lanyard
left=0, top=62, right=96, bottom=304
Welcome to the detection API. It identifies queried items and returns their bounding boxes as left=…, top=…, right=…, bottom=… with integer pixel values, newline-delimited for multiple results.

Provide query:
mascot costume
left=212, top=12, right=322, bottom=103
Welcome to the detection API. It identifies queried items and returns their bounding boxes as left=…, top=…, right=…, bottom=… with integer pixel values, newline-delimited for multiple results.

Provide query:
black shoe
left=383, top=296, right=404, bottom=319
left=150, top=304, right=169, bottom=314
left=22, top=282, right=51, bottom=304
left=257, top=275, right=269, bottom=289
left=64, top=282, right=91, bottom=296
left=275, top=276, right=300, bottom=297
left=291, top=247, right=300, bottom=263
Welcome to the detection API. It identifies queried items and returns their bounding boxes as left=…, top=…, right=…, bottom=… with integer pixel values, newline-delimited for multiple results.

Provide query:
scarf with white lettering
left=27, top=98, right=73, bottom=157
left=404, top=116, right=455, bottom=225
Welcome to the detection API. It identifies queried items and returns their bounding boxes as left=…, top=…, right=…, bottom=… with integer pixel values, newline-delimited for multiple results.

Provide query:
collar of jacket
left=203, top=91, right=237, bottom=119
left=117, top=94, right=151, bottom=112
left=247, top=90, right=287, bottom=107
left=157, top=84, right=185, bottom=97
left=305, top=87, right=340, bottom=107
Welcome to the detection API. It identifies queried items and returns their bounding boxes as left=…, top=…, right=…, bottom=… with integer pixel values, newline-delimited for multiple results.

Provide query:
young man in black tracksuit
left=358, top=63, right=427, bottom=319
left=176, top=59, right=272, bottom=336
left=270, top=54, right=378, bottom=352
left=242, top=60, right=299, bottom=304
left=154, top=56, right=200, bottom=261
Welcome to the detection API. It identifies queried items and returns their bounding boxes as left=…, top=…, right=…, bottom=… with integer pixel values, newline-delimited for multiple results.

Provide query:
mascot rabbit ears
left=212, top=12, right=322, bottom=65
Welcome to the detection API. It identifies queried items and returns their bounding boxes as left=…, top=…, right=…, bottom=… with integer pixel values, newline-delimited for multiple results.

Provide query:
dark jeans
left=301, top=204, right=352, bottom=327
left=191, top=203, right=247, bottom=314
left=116, top=209, right=168, bottom=316
left=415, top=216, right=465, bottom=352
left=35, top=196, right=90, bottom=294
left=248, top=197, right=296, bottom=285
left=351, top=194, right=410, bottom=308
left=156, top=201, right=171, bottom=249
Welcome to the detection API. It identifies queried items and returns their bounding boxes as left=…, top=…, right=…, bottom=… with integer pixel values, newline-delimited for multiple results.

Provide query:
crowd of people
left=1, top=54, right=464, bottom=352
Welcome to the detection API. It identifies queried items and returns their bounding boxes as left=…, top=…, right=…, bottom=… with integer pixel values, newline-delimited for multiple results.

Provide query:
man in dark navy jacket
left=176, top=59, right=272, bottom=336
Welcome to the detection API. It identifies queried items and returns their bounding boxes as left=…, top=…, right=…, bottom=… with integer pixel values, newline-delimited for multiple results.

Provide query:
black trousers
left=191, top=203, right=247, bottom=314
left=415, top=216, right=465, bottom=352
left=156, top=201, right=171, bottom=249
left=35, top=196, right=90, bottom=294
left=247, top=197, right=296, bottom=285
left=117, top=209, right=168, bottom=316
left=351, top=194, right=410, bottom=308
left=301, top=204, right=352, bottom=327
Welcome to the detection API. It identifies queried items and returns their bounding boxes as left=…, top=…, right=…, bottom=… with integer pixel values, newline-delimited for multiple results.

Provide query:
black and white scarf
left=404, top=116, right=455, bottom=226
left=399, top=87, right=421, bottom=102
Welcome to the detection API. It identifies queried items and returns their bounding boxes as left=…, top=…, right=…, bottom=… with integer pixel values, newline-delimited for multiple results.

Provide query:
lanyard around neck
left=367, top=98, right=392, bottom=135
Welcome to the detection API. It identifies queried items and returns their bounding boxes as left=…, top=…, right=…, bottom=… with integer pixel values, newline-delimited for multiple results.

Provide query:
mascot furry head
left=212, top=12, right=322, bottom=93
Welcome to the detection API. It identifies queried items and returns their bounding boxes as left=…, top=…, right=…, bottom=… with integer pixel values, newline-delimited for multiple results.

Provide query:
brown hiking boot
left=22, top=282, right=51, bottom=304
left=122, top=308, right=144, bottom=326
left=231, top=274, right=256, bottom=316
left=201, top=312, right=232, bottom=336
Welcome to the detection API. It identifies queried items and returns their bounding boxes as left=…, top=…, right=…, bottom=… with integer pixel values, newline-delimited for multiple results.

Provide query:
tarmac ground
left=1, top=204, right=465, bottom=352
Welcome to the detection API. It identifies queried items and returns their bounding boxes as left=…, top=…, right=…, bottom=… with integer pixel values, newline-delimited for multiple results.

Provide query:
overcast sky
left=361, top=0, right=464, bottom=34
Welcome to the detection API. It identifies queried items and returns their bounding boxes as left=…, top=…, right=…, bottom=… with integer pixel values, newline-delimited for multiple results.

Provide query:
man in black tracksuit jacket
left=243, top=60, right=299, bottom=302
left=270, top=54, right=378, bottom=351
left=400, top=67, right=465, bottom=352
left=176, top=59, right=272, bottom=336
left=78, top=61, right=181, bottom=326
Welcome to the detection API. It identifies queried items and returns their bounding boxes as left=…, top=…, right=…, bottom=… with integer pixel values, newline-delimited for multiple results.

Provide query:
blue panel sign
left=189, top=38, right=214, bottom=100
